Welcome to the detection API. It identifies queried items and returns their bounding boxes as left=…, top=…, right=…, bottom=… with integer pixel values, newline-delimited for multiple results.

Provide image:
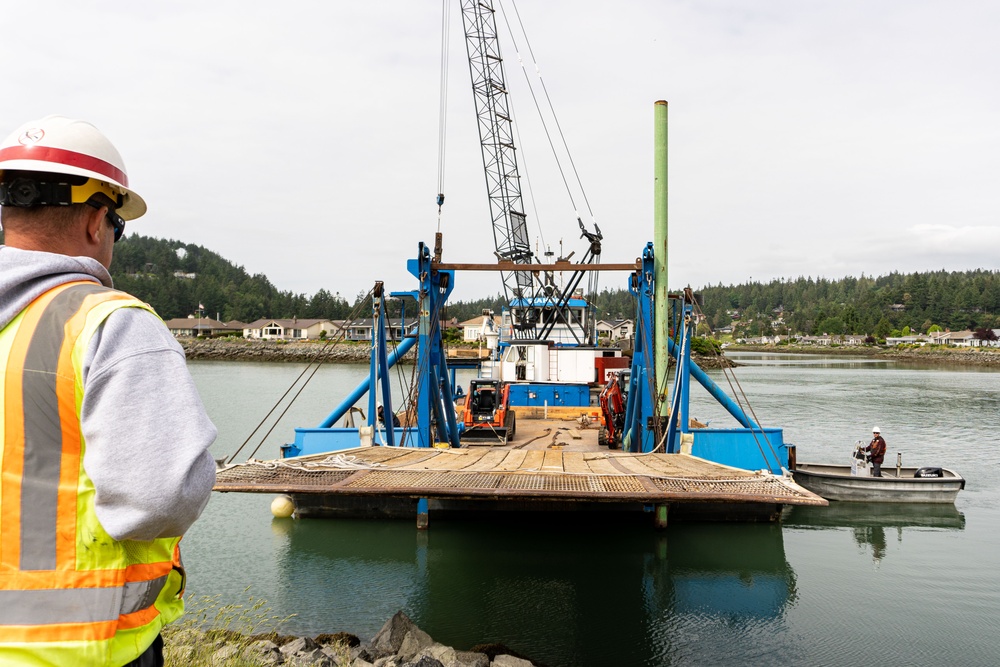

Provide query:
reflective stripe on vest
left=0, top=574, right=168, bottom=624
left=0, top=282, right=181, bottom=663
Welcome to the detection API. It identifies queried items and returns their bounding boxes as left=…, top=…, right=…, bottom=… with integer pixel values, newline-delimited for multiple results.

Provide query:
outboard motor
left=914, top=467, right=944, bottom=478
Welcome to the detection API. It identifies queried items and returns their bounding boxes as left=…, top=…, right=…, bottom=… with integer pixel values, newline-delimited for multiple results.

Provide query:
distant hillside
left=696, top=271, right=1000, bottom=337
left=5, top=231, right=997, bottom=334
left=109, top=235, right=354, bottom=322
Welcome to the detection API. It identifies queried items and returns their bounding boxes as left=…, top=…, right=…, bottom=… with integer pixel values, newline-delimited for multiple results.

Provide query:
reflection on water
left=265, top=517, right=795, bottom=667
left=783, top=502, right=966, bottom=529
left=187, top=359, right=1000, bottom=667
left=784, top=503, right=965, bottom=566
left=726, top=351, right=895, bottom=370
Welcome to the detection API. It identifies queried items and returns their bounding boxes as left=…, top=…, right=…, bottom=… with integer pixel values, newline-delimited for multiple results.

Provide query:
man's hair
left=0, top=201, right=90, bottom=238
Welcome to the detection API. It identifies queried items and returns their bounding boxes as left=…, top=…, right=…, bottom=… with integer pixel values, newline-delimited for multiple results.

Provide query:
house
left=331, top=317, right=419, bottom=342
left=243, top=318, right=339, bottom=341
left=885, top=334, right=933, bottom=346
left=927, top=329, right=1000, bottom=347
left=840, top=335, right=869, bottom=346
left=798, top=335, right=832, bottom=346
left=163, top=316, right=232, bottom=338
left=596, top=319, right=634, bottom=341
left=460, top=313, right=501, bottom=342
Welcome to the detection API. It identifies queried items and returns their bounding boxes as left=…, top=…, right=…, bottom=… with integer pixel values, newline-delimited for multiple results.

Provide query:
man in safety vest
left=0, top=116, right=217, bottom=666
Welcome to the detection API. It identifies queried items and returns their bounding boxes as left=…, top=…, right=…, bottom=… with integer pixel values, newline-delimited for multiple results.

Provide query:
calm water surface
left=184, top=355, right=1000, bottom=666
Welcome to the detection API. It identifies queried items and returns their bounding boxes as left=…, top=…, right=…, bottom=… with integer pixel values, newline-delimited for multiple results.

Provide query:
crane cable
left=435, top=0, right=451, bottom=231
left=499, top=0, right=599, bottom=232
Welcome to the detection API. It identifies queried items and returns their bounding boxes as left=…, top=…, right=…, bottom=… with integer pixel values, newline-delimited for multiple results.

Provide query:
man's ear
left=83, top=203, right=107, bottom=245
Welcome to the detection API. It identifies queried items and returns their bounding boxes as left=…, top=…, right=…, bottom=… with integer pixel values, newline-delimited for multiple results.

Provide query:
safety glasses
left=86, top=199, right=125, bottom=243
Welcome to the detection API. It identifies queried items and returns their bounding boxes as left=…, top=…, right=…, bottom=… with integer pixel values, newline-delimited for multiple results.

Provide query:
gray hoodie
left=0, top=245, right=217, bottom=541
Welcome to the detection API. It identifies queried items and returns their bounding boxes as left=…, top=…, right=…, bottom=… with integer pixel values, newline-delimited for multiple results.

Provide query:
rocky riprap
left=179, top=611, right=540, bottom=667
left=180, top=338, right=404, bottom=364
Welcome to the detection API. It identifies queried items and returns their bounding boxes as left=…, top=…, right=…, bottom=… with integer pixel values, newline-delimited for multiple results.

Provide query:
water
left=183, top=355, right=1000, bottom=666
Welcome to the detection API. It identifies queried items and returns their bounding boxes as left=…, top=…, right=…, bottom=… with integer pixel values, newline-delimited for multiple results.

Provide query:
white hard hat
left=0, top=115, right=146, bottom=220
left=872, top=426, right=881, bottom=433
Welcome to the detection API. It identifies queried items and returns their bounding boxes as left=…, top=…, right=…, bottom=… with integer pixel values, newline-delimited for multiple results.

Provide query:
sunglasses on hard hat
left=86, top=198, right=125, bottom=243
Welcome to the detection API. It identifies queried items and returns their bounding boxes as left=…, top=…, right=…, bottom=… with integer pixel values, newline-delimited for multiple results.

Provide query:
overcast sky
left=3, top=1, right=997, bottom=303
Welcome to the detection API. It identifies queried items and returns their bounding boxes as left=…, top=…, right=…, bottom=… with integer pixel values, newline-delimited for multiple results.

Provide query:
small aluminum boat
left=791, top=462, right=965, bottom=503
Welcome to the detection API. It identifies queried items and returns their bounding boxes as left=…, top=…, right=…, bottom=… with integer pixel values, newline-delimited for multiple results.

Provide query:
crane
left=458, top=0, right=602, bottom=344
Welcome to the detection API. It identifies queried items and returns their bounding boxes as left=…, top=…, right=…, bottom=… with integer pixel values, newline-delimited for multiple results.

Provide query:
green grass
left=162, top=590, right=352, bottom=666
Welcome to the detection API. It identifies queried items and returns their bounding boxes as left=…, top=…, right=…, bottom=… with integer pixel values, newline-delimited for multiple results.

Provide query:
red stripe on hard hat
left=0, top=145, right=128, bottom=188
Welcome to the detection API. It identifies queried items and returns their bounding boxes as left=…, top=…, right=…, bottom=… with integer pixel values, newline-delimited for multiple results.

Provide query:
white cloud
left=2, top=0, right=998, bottom=300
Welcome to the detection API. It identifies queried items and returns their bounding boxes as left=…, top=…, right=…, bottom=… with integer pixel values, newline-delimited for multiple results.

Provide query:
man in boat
left=0, top=116, right=217, bottom=666
left=864, top=426, right=888, bottom=477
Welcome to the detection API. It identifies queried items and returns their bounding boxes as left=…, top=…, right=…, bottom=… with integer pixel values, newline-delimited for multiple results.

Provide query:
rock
left=415, top=643, right=455, bottom=665
left=245, top=639, right=283, bottom=665
left=281, top=636, right=319, bottom=656
left=287, top=647, right=335, bottom=666
left=370, top=611, right=421, bottom=659
left=352, top=645, right=377, bottom=663
left=453, top=651, right=490, bottom=667
left=352, top=659, right=376, bottom=667
left=317, top=631, right=362, bottom=648
left=212, top=644, right=242, bottom=664
left=491, top=656, right=534, bottom=667
left=403, top=657, right=444, bottom=667
left=397, top=627, right=434, bottom=661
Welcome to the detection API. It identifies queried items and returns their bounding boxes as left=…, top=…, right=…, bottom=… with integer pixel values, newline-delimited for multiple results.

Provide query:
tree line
left=13, top=234, right=996, bottom=336
left=696, top=271, right=1000, bottom=338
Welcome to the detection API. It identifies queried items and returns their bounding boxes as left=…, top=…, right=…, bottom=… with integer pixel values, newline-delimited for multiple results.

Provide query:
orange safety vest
left=0, top=282, right=186, bottom=666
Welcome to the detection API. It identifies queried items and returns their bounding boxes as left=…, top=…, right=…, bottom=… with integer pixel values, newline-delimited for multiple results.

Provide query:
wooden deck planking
left=519, top=450, right=547, bottom=472
left=562, top=453, right=594, bottom=475
left=465, top=449, right=513, bottom=472
left=541, top=450, right=565, bottom=472
left=580, top=455, right=623, bottom=475
left=495, top=450, right=529, bottom=472
left=214, top=443, right=828, bottom=508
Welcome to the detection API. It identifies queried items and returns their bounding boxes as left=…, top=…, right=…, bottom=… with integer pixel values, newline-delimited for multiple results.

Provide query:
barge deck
left=214, top=415, right=826, bottom=523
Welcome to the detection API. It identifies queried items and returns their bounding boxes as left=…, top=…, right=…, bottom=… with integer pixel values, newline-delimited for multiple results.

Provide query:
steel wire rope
left=689, top=298, right=781, bottom=468
left=502, top=0, right=598, bottom=227
left=435, top=0, right=451, bottom=232
left=386, top=309, right=422, bottom=447
left=507, top=97, right=548, bottom=255
left=653, top=312, right=689, bottom=453
left=502, top=0, right=604, bottom=316
left=495, top=1, right=580, bottom=224
left=227, top=286, right=377, bottom=464
left=630, top=297, right=667, bottom=451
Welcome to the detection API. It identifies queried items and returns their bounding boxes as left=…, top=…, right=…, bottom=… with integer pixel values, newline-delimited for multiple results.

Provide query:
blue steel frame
left=281, top=243, right=461, bottom=457
left=402, top=242, right=461, bottom=448
left=284, top=240, right=786, bottom=471
left=620, top=243, right=788, bottom=473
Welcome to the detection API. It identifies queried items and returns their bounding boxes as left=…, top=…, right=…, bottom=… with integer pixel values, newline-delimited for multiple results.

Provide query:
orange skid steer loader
left=460, top=379, right=516, bottom=446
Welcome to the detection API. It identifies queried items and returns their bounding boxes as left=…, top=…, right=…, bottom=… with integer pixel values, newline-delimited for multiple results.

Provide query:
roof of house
left=243, top=318, right=334, bottom=329
left=459, top=315, right=500, bottom=327
left=163, top=317, right=229, bottom=329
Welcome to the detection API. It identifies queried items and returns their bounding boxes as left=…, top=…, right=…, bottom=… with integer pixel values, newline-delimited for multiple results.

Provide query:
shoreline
left=165, top=609, right=540, bottom=667
left=724, top=343, right=1000, bottom=368
left=179, top=338, right=1000, bottom=369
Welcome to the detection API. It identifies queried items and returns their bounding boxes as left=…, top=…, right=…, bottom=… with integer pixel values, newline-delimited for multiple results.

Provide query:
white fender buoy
left=270, top=495, right=295, bottom=518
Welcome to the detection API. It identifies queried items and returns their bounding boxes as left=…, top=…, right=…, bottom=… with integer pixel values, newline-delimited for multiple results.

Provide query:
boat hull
left=791, top=463, right=965, bottom=503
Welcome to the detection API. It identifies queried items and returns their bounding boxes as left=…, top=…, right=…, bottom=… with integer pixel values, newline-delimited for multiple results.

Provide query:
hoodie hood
left=0, top=246, right=113, bottom=329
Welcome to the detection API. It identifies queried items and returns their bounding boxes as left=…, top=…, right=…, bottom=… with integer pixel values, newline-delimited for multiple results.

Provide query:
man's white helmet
left=872, top=426, right=881, bottom=433
left=0, top=115, right=146, bottom=220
